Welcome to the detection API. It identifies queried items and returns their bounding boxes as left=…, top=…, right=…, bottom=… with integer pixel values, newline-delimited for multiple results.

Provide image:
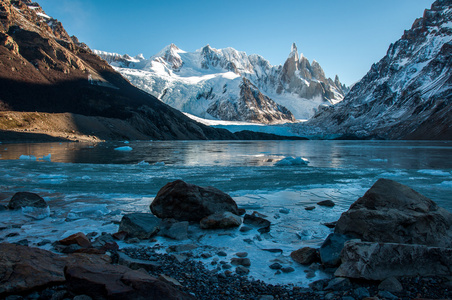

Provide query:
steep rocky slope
left=305, top=0, right=452, bottom=140
left=94, top=43, right=347, bottom=123
left=0, top=0, right=236, bottom=140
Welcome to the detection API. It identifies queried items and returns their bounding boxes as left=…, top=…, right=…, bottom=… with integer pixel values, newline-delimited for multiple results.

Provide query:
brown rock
left=65, top=263, right=194, bottom=300
left=7, top=192, right=47, bottom=210
left=150, top=180, right=239, bottom=222
left=59, top=232, right=92, bottom=248
left=290, top=247, right=320, bottom=265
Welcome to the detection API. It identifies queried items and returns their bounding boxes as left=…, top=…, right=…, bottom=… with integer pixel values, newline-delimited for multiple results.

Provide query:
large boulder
left=319, top=233, right=354, bottom=267
left=335, top=178, right=452, bottom=247
left=335, top=241, right=452, bottom=280
left=7, top=192, right=47, bottom=210
left=65, top=263, right=194, bottom=300
left=118, top=213, right=160, bottom=239
left=150, top=180, right=239, bottom=222
left=0, top=243, right=109, bottom=295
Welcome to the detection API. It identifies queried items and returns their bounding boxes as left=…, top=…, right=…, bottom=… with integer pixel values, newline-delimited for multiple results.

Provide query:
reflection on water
left=0, top=140, right=451, bottom=169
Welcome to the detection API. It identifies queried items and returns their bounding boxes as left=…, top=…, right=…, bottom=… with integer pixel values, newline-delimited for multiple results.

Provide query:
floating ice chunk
left=154, top=161, right=165, bottom=166
left=19, top=155, right=37, bottom=161
left=22, top=206, right=50, bottom=220
left=124, top=141, right=130, bottom=144
left=275, top=156, right=309, bottom=166
left=114, top=146, right=133, bottom=151
left=137, top=160, right=150, bottom=166
left=81, top=175, right=91, bottom=180
left=370, top=158, right=388, bottom=162
left=39, top=154, right=51, bottom=162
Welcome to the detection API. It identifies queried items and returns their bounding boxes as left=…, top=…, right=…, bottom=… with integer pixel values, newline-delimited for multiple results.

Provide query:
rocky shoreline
left=1, top=179, right=451, bottom=299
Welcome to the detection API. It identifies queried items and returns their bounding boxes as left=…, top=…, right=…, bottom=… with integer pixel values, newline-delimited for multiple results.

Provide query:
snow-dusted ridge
left=305, top=0, right=452, bottom=140
left=94, top=43, right=347, bottom=124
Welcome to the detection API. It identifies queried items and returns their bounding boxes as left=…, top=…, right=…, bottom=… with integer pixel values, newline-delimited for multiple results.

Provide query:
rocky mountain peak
left=306, top=0, right=452, bottom=139
left=153, top=43, right=183, bottom=70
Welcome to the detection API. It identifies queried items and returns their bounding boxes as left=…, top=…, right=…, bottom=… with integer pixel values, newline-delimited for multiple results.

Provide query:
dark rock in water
left=322, top=221, right=337, bottom=229
left=150, top=180, right=239, bottom=221
left=353, top=287, right=370, bottom=299
left=317, top=200, right=335, bottom=207
left=14, top=239, right=29, bottom=246
left=335, top=178, right=452, bottom=247
left=59, top=232, right=92, bottom=248
left=324, top=277, right=352, bottom=291
left=243, top=211, right=271, bottom=233
left=319, top=233, right=354, bottom=268
left=335, top=241, right=452, bottom=280
left=281, top=267, right=295, bottom=273
left=239, top=225, right=252, bottom=232
left=119, top=213, right=160, bottom=239
left=8, top=192, right=47, bottom=210
left=158, top=219, right=189, bottom=240
left=231, top=257, right=251, bottom=267
left=235, top=265, right=250, bottom=275
left=112, top=231, right=128, bottom=241
left=236, top=252, right=248, bottom=258
left=0, top=205, right=7, bottom=211
left=269, top=263, right=282, bottom=270
left=305, top=206, right=316, bottom=211
left=290, top=247, right=320, bottom=265
left=64, top=263, right=195, bottom=300
left=200, top=212, right=242, bottom=229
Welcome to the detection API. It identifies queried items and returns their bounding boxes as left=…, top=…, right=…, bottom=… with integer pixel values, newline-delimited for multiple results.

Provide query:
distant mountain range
left=304, top=0, right=452, bottom=139
left=94, top=43, right=348, bottom=124
left=0, top=0, right=450, bottom=141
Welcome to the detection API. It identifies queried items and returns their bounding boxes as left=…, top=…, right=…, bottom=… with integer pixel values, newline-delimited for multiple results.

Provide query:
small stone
left=322, top=221, right=337, bottom=228
left=378, top=277, right=403, bottom=293
left=353, top=287, right=370, bottom=299
left=305, top=271, right=316, bottom=279
left=235, top=265, right=250, bottom=275
left=37, top=239, right=51, bottom=246
left=269, top=263, right=282, bottom=270
left=59, top=232, right=91, bottom=248
left=317, top=200, right=335, bottom=207
left=72, top=296, right=93, bottom=300
left=258, top=296, right=274, bottom=300
left=279, top=208, right=290, bottom=214
left=239, top=225, right=252, bottom=232
left=305, top=206, right=316, bottom=211
left=6, top=232, right=19, bottom=237
left=281, top=267, right=295, bottom=273
left=201, top=253, right=212, bottom=259
left=158, top=274, right=182, bottom=287
left=236, top=252, right=248, bottom=258
left=112, top=231, right=128, bottom=241
left=290, top=247, right=319, bottom=265
left=378, top=290, right=398, bottom=300
left=15, top=239, right=29, bottom=246
left=231, top=257, right=251, bottom=267
left=325, top=277, right=352, bottom=291
left=222, top=264, right=232, bottom=270
left=217, top=251, right=227, bottom=256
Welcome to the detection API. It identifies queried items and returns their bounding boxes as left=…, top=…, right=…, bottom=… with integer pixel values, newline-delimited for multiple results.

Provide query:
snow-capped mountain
left=305, top=0, right=452, bottom=139
left=94, top=43, right=347, bottom=124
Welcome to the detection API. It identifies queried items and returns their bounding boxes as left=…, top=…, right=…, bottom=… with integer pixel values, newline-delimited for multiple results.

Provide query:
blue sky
left=39, top=0, right=433, bottom=86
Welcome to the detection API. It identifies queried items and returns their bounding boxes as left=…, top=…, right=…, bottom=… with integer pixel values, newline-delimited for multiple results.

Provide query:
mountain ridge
left=94, top=42, right=348, bottom=124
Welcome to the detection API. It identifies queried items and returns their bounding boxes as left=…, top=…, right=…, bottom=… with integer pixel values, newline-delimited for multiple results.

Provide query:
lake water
left=0, top=140, right=451, bottom=286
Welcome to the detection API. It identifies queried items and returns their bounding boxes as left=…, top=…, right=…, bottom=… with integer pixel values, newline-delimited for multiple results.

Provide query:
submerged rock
left=335, top=178, right=452, bottom=247
left=118, top=213, right=160, bottom=240
left=150, top=180, right=239, bottom=221
left=317, top=200, right=335, bottom=207
left=243, top=211, right=271, bottom=233
left=8, top=192, right=47, bottom=210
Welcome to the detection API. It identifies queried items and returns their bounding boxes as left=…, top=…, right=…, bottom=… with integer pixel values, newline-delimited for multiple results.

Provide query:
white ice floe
left=19, top=155, right=37, bottom=160
left=154, top=161, right=165, bottom=166
left=137, top=160, right=150, bottom=166
left=274, top=156, right=309, bottom=166
left=39, top=154, right=51, bottom=162
left=114, top=146, right=133, bottom=151
left=22, top=206, right=50, bottom=220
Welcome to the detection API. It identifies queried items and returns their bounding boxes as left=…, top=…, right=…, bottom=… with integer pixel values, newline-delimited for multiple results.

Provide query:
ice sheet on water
left=66, top=204, right=111, bottom=220
left=38, top=154, right=51, bottom=162
left=19, top=155, right=37, bottom=160
left=137, top=160, right=150, bottom=166
left=22, top=206, right=50, bottom=220
left=274, top=156, right=309, bottom=166
left=369, top=158, right=388, bottom=162
left=114, top=146, right=133, bottom=151
left=417, top=169, right=451, bottom=176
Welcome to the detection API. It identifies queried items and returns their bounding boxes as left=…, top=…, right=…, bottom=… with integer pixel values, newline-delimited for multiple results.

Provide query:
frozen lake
left=0, top=140, right=451, bottom=286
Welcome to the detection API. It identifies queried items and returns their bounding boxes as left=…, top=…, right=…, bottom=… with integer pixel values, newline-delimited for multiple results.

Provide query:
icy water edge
left=0, top=140, right=451, bottom=286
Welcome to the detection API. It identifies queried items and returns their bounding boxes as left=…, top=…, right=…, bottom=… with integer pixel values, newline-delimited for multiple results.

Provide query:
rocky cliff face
left=95, top=43, right=347, bottom=123
left=0, top=0, right=236, bottom=140
left=306, top=0, right=452, bottom=140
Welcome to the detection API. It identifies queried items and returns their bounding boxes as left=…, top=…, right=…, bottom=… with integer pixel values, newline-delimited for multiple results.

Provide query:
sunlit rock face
left=306, top=0, right=452, bottom=140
